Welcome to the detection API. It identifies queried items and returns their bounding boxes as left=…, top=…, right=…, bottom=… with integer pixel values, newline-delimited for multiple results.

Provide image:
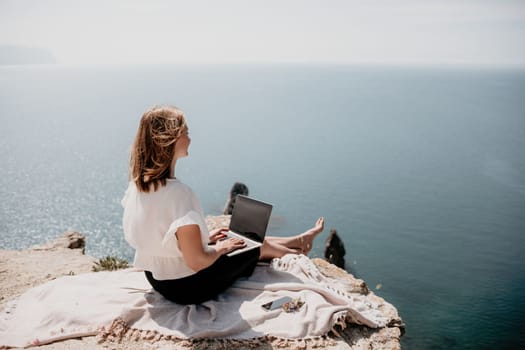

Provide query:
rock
left=205, top=215, right=232, bottom=230
left=311, top=258, right=405, bottom=348
left=0, top=232, right=96, bottom=312
left=312, top=258, right=369, bottom=295
left=324, top=228, right=346, bottom=269
left=223, top=182, right=249, bottom=215
left=31, top=230, right=86, bottom=253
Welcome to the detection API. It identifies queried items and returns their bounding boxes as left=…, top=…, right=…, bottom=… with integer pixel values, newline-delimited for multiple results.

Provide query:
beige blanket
left=0, top=254, right=388, bottom=348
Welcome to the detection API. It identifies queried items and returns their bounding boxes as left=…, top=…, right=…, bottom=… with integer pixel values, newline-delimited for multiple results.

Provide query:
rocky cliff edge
left=0, top=216, right=404, bottom=349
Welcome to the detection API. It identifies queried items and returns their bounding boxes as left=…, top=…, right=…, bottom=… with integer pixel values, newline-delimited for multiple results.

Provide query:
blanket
left=0, top=254, right=388, bottom=348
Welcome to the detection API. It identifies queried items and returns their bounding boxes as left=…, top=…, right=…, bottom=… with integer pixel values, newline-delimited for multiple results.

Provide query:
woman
left=122, top=105, right=324, bottom=304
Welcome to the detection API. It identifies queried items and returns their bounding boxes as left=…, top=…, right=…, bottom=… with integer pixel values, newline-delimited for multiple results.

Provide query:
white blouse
left=121, top=179, right=213, bottom=280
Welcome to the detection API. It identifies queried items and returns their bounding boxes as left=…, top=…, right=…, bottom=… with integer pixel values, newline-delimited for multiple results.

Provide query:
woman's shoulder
left=164, top=178, right=196, bottom=197
left=125, top=179, right=196, bottom=201
left=163, top=179, right=203, bottom=213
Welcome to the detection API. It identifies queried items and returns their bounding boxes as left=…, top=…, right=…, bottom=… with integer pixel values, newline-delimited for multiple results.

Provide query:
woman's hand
left=208, top=227, right=229, bottom=245
left=215, top=237, right=246, bottom=255
left=208, top=227, right=246, bottom=254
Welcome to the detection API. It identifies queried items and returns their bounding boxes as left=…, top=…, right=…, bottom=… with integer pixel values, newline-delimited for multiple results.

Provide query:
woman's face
left=173, top=127, right=191, bottom=160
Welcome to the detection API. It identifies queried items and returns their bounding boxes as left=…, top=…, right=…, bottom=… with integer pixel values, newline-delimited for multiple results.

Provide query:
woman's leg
left=268, top=217, right=324, bottom=253
left=259, top=239, right=302, bottom=260
left=145, top=248, right=261, bottom=304
left=260, top=217, right=324, bottom=259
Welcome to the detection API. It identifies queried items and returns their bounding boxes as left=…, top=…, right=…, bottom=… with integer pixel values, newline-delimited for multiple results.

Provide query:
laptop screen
left=229, top=195, right=273, bottom=243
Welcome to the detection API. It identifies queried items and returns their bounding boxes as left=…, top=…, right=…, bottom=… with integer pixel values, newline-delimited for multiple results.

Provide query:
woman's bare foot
left=298, top=217, right=325, bottom=254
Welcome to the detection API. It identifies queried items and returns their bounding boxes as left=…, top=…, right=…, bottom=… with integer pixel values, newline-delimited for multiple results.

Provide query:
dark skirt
left=144, top=247, right=260, bottom=305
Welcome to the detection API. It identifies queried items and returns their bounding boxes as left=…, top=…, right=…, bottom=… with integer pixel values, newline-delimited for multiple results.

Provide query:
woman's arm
left=176, top=224, right=246, bottom=272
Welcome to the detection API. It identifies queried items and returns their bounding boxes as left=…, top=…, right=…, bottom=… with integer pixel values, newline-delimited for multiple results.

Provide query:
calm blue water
left=1, top=64, right=524, bottom=349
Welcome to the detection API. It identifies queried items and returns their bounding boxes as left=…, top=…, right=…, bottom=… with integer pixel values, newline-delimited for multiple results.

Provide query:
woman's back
left=122, top=178, right=211, bottom=279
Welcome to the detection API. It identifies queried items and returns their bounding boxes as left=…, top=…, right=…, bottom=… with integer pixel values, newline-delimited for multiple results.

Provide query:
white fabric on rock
left=0, top=254, right=388, bottom=348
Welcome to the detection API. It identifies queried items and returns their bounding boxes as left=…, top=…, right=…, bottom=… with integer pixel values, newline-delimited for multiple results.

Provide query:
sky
left=1, top=0, right=524, bottom=66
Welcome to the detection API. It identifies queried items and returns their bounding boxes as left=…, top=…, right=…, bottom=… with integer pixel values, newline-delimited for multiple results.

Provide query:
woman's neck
left=169, top=160, right=176, bottom=179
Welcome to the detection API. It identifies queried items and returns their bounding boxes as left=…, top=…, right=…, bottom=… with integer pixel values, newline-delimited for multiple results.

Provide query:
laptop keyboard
left=224, top=231, right=262, bottom=256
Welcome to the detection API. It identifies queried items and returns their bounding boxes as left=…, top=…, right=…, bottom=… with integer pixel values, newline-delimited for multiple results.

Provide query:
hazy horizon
left=1, top=0, right=524, bottom=66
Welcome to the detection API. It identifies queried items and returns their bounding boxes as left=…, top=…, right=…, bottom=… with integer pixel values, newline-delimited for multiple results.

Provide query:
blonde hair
left=130, top=105, right=187, bottom=192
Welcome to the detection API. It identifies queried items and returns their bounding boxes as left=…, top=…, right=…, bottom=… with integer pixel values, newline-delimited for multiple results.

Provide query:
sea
left=1, top=63, right=524, bottom=349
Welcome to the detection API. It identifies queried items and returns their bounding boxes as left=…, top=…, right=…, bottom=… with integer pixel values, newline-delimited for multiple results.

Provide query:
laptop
left=224, top=195, right=273, bottom=256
